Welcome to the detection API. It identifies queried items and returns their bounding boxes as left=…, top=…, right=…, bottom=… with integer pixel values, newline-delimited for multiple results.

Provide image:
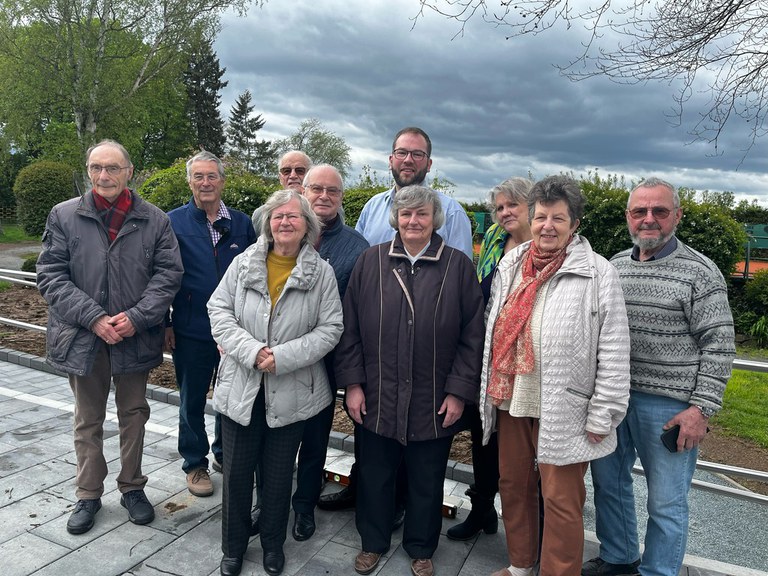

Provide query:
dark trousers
left=467, top=403, right=499, bottom=500
left=173, top=336, right=222, bottom=472
left=356, top=426, right=452, bottom=559
left=292, top=396, right=335, bottom=514
left=221, top=388, right=305, bottom=557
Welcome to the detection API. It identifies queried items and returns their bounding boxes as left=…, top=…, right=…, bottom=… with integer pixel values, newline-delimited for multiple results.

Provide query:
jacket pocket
left=136, top=323, right=163, bottom=363
left=47, top=316, right=80, bottom=363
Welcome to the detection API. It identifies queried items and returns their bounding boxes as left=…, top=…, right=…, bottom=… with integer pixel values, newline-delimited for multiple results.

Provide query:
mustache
left=638, top=223, right=661, bottom=230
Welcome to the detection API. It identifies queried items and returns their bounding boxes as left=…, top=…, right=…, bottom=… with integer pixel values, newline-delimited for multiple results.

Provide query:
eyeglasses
left=306, top=184, right=342, bottom=197
left=192, top=173, right=221, bottom=183
left=271, top=212, right=302, bottom=222
left=627, top=207, right=673, bottom=220
left=87, top=164, right=130, bottom=176
left=392, top=148, right=429, bottom=161
left=279, top=166, right=307, bottom=176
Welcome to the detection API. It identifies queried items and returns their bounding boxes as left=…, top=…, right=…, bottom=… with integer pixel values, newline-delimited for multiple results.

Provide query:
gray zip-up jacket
left=37, top=191, right=183, bottom=376
left=208, top=237, right=343, bottom=427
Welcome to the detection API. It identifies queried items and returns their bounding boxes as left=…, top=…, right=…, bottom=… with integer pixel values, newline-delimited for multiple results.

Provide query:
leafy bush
left=136, top=160, right=188, bottom=212
left=21, top=255, right=38, bottom=273
left=342, top=187, right=384, bottom=228
left=745, top=269, right=768, bottom=317
left=676, top=199, right=747, bottom=279
left=579, top=173, right=630, bottom=259
left=747, top=316, right=768, bottom=348
left=13, top=161, right=76, bottom=236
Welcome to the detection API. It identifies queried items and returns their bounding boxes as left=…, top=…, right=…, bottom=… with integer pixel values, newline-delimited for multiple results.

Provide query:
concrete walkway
left=0, top=349, right=765, bottom=576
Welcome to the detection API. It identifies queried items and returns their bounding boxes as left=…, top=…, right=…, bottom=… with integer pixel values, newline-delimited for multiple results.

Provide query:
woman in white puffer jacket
left=480, top=176, right=630, bottom=576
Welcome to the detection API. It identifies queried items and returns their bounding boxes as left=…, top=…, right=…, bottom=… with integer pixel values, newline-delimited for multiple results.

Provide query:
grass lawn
left=0, top=224, right=38, bottom=243
left=713, top=368, right=768, bottom=449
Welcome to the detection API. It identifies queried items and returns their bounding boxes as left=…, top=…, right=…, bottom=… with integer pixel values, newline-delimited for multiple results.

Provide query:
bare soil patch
left=1, top=284, right=764, bottom=491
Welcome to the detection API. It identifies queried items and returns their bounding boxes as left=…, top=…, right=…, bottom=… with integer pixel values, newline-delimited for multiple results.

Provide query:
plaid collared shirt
left=207, top=201, right=231, bottom=246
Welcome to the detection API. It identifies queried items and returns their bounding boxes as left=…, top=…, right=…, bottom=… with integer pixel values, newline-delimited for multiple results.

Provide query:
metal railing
left=1, top=267, right=767, bottom=504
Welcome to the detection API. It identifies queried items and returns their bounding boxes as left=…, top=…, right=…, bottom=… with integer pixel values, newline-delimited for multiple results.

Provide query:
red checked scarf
left=487, top=238, right=571, bottom=406
left=93, top=188, right=132, bottom=243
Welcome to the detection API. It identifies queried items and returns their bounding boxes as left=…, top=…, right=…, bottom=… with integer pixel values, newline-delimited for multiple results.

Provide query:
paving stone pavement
left=0, top=352, right=764, bottom=576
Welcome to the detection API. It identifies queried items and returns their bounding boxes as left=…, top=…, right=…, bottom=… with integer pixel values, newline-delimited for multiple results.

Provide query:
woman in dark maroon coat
left=335, top=185, right=485, bottom=576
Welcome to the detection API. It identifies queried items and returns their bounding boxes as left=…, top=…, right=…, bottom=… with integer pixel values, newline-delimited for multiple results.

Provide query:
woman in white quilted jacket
left=480, top=175, right=631, bottom=576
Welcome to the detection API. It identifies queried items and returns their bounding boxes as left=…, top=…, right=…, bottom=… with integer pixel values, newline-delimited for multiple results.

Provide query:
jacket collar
left=79, top=189, right=149, bottom=220
left=388, top=231, right=445, bottom=262
left=241, top=236, right=322, bottom=294
left=499, top=234, right=594, bottom=278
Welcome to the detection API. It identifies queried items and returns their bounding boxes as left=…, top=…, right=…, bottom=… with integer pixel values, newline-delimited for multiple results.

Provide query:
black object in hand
left=660, top=425, right=681, bottom=453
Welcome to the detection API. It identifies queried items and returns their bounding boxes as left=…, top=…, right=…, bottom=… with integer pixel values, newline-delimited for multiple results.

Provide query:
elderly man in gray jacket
left=37, top=139, right=183, bottom=536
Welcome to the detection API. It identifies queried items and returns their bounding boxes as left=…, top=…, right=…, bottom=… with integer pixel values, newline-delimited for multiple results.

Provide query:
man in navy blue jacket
left=165, top=151, right=257, bottom=497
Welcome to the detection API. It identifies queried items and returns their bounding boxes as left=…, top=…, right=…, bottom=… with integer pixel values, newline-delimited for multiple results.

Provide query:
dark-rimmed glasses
left=87, top=164, right=129, bottom=176
left=392, top=148, right=429, bottom=161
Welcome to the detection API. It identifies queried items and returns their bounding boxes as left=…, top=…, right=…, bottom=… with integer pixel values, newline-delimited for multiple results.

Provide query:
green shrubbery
left=13, top=161, right=76, bottom=236
left=21, top=255, right=38, bottom=273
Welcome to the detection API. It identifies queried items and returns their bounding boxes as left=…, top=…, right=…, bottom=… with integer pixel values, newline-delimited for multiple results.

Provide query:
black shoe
left=66, top=498, right=102, bottom=534
left=292, top=511, right=316, bottom=541
left=263, top=549, right=285, bottom=575
left=250, top=505, right=261, bottom=536
left=212, top=458, right=223, bottom=474
left=220, top=556, right=243, bottom=576
left=120, top=489, right=155, bottom=525
left=317, top=485, right=355, bottom=511
left=582, top=557, right=641, bottom=576
left=446, top=507, right=498, bottom=541
left=392, top=507, right=405, bottom=531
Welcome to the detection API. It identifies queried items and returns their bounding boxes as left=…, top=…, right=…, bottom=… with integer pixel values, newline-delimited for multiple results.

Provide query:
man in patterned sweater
left=583, top=177, right=735, bottom=576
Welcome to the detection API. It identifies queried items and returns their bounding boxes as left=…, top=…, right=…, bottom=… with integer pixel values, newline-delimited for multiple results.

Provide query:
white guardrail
left=1, top=267, right=767, bottom=504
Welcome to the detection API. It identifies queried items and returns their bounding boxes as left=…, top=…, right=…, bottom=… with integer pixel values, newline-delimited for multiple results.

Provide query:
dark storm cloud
left=216, top=0, right=768, bottom=203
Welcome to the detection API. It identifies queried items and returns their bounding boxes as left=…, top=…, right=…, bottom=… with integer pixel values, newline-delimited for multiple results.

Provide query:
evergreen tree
left=227, top=90, right=276, bottom=173
left=183, top=35, right=227, bottom=157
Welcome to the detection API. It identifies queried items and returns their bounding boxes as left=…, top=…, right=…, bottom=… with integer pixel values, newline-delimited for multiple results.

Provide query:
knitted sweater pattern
left=610, top=240, right=734, bottom=412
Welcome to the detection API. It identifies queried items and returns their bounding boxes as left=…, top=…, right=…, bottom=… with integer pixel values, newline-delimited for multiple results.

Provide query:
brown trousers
left=497, top=411, right=589, bottom=576
left=68, top=342, right=150, bottom=499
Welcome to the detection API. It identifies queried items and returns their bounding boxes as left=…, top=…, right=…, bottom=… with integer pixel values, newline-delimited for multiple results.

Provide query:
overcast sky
left=214, top=0, right=768, bottom=205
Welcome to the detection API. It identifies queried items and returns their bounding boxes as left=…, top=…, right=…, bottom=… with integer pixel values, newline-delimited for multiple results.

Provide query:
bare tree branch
left=416, top=0, right=768, bottom=155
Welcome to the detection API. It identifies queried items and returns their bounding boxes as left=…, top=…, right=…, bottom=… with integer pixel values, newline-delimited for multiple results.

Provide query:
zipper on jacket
left=566, top=387, right=591, bottom=400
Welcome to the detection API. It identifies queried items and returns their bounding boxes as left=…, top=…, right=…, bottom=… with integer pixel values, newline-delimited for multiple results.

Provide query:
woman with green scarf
left=448, top=177, right=533, bottom=541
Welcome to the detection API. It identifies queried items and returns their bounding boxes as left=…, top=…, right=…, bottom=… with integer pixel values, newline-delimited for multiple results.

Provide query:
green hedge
left=13, top=161, right=76, bottom=236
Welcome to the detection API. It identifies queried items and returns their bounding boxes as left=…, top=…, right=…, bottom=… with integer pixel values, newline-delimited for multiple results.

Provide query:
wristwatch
left=695, top=404, right=716, bottom=419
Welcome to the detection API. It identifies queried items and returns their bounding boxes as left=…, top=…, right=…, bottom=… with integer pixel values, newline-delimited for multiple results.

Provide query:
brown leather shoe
left=186, top=468, right=213, bottom=497
left=411, top=558, right=433, bottom=576
left=354, top=551, right=382, bottom=575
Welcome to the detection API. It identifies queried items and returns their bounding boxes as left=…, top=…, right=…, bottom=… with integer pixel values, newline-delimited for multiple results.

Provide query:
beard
left=630, top=223, right=677, bottom=252
left=392, top=164, right=429, bottom=188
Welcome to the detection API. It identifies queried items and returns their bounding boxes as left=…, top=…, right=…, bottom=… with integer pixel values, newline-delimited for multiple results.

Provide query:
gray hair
left=388, top=185, right=445, bottom=230
left=278, top=150, right=313, bottom=170
left=488, top=177, right=534, bottom=222
left=186, top=151, right=225, bottom=181
left=86, top=139, right=132, bottom=167
left=629, top=177, right=680, bottom=210
left=260, top=189, right=321, bottom=246
left=528, top=175, right=585, bottom=225
left=303, top=164, right=344, bottom=193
